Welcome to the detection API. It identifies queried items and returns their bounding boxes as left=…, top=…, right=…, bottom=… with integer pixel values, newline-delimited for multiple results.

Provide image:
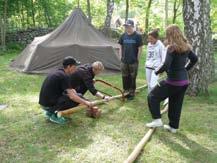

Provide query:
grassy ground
left=0, top=48, right=217, bottom=163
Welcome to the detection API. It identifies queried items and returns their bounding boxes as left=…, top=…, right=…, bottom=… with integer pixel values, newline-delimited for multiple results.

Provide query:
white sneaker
left=163, top=125, right=177, bottom=133
left=146, top=119, right=163, bottom=128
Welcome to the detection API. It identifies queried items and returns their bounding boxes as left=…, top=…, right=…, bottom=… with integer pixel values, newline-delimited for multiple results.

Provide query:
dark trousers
left=43, top=95, right=80, bottom=113
left=121, top=62, right=138, bottom=95
left=147, top=80, right=188, bottom=129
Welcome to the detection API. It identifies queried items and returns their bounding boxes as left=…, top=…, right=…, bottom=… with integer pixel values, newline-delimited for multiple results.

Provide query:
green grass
left=0, top=48, right=217, bottom=163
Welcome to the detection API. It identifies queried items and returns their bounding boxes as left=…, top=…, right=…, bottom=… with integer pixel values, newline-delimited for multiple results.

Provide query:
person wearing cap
left=118, top=19, right=143, bottom=100
left=39, top=56, right=93, bottom=124
left=70, top=61, right=110, bottom=101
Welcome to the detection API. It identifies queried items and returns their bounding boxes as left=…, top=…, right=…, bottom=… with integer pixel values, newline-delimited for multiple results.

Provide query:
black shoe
left=127, top=95, right=134, bottom=100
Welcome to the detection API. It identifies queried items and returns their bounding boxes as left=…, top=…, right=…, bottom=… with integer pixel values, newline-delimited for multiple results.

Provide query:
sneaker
left=0, top=104, right=7, bottom=110
left=44, top=110, right=53, bottom=119
left=163, top=98, right=169, bottom=106
left=123, top=90, right=130, bottom=98
left=127, top=95, right=134, bottom=100
left=146, top=119, right=163, bottom=128
left=163, top=125, right=177, bottom=133
left=49, top=114, right=67, bottom=125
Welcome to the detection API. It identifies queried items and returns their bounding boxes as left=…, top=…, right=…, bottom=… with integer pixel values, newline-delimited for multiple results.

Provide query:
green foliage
left=211, top=0, right=217, bottom=33
left=1, top=0, right=216, bottom=35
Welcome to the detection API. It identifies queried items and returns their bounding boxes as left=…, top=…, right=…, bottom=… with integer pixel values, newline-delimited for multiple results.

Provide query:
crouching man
left=39, top=56, right=93, bottom=124
left=70, top=61, right=110, bottom=101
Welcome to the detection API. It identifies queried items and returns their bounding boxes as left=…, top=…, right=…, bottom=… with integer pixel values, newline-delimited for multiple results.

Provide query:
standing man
left=39, top=56, right=93, bottom=124
left=118, top=19, right=143, bottom=100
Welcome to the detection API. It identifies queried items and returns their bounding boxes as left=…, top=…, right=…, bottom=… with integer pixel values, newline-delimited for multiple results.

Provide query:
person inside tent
left=39, top=56, right=94, bottom=124
left=69, top=61, right=110, bottom=101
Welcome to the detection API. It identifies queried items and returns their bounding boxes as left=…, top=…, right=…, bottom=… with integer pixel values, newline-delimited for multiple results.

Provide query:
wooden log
left=57, top=84, right=147, bottom=117
left=57, top=94, right=125, bottom=117
left=124, top=105, right=168, bottom=163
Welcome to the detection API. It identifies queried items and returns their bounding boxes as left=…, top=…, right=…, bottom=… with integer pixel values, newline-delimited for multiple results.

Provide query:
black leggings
left=147, top=80, right=188, bottom=129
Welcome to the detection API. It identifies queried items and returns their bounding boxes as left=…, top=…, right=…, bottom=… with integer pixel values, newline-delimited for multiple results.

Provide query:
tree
left=173, top=0, right=182, bottom=24
left=77, top=0, right=80, bottom=8
left=125, top=0, right=129, bottom=21
left=40, top=0, right=52, bottom=27
left=86, top=0, right=91, bottom=23
left=0, top=15, right=3, bottom=48
left=103, top=0, right=114, bottom=36
left=145, top=0, right=152, bottom=33
left=183, top=0, right=214, bottom=95
left=165, top=0, right=168, bottom=28
left=0, top=0, right=7, bottom=50
left=30, top=0, right=36, bottom=27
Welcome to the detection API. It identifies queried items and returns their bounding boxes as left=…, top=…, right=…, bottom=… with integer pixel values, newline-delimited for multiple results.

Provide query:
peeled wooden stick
left=57, top=84, right=147, bottom=117
left=124, top=105, right=168, bottom=163
left=57, top=94, right=126, bottom=117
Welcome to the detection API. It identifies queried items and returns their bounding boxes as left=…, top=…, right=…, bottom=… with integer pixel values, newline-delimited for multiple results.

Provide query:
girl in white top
left=146, top=29, right=166, bottom=93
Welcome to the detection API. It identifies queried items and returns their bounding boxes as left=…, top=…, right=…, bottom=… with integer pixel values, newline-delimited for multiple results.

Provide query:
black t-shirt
left=39, top=69, right=70, bottom=107
left=70, top=64, right=97, bottom=95
left=155, top=50, right=198, bottom=80
left=118, top=31, right=143, bottom=64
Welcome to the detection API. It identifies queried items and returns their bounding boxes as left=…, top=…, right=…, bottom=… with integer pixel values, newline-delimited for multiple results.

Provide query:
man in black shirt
left=39, top=56, right=93, bottom=124
left=119, top=19, right=143, bottom=100
left=70, top=61, right=110, bottom=100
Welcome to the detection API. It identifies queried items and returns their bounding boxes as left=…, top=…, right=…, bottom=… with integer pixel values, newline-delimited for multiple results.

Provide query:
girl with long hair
left=146, top=24, right=198, bottom=133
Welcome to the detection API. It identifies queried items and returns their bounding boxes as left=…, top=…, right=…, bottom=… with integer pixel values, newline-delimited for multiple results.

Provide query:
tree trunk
left=42, top=0, right=52, bottom=27
left=1, top=0, right=7, bottom=50
left=0, top=15, right=3, bottom=48
left=31, top=0, right=36, bottom=27
left=103, top=0, right=114, bottom=36
left=21, top=1, right=25, bottom=28
left=25, top=0, right=30, bottom=28
left=77, top=0, right=80, bottom=8
left=125, top=0, right=129, bottom=22
left=86, top=0, right=92, bottom=23
left=165, top=0, right=168, bottom=28
left=183, top=0, right=214, bottom=95
left=145, top=0, right=152, bottom=33
left=173, top=0, right=181, bottom=24
left=17, top=0, right=22, bottom=29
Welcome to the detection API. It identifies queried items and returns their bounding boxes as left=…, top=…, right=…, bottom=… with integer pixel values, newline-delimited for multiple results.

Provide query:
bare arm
left=138, top=46, right=143, bottom=59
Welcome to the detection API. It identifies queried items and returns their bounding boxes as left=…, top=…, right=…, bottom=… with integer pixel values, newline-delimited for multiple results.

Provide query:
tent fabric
left=10, top=8, right=121, bottom=74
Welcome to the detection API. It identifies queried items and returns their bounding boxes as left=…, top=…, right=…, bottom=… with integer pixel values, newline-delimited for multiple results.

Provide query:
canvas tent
left=10, top=8, right=121, bottom=74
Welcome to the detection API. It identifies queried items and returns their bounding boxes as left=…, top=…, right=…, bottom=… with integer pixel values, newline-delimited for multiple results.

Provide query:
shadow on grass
left=0, top=105, right=98, bottom=162
left=157, top=132, right=217, bottom=162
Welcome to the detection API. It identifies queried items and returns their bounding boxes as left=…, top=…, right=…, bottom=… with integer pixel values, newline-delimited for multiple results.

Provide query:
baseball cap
left=62, top=56, right=80, bottom=66
left=123, top=19, right=134, bottom=27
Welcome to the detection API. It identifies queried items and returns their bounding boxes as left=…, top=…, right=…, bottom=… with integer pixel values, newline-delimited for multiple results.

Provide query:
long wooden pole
left=124, top=105, right=168, bottom=163
left=57, top=84, right=147, bottom=117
